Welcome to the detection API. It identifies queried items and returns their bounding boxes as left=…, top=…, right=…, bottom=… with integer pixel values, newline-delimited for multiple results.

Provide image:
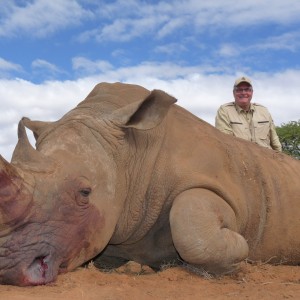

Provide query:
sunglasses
left=234, top=87, right=253, bottom=93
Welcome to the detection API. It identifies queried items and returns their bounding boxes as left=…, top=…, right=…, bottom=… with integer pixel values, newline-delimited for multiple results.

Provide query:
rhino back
left=159, top=105, right=300, bottom=261
left=78, top=82, right=150, bottom=110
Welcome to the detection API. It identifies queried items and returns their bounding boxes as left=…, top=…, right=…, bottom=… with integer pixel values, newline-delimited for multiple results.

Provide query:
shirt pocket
left=255, top=121, right=270, bottom=139
left=230, top=121, right=249, bottom=139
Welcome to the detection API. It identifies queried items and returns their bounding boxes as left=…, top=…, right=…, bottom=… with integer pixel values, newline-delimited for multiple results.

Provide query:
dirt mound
left=0, top=262, right=299, bottom=299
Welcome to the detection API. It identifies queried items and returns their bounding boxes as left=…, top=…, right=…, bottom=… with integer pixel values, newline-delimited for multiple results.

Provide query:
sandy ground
left=0, top=261, right=299, bottom=300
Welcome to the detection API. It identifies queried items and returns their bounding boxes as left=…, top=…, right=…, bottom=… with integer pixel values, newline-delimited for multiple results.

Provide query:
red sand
left=0, top=261, right=299, bottom=299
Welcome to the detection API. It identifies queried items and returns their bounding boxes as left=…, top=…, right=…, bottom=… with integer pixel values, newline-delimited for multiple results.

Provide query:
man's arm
left=215, top=106, right=233, bottom=135
left=269, top=120, right=282, bottom=151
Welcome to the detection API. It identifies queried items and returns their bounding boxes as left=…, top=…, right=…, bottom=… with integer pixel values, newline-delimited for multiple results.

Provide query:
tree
left=276, top=120, right=300, bottom=159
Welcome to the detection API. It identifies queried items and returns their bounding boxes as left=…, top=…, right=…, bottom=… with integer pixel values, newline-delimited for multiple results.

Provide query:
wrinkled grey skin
left=0, top=82, right=299, bottom=286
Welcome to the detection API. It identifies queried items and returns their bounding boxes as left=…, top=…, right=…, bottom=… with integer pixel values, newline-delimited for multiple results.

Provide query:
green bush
left=276, top=120, right=300, bottom=159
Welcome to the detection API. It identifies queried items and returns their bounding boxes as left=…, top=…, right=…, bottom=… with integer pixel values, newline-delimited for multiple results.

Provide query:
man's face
left=233, top=83, right=253, bottom=110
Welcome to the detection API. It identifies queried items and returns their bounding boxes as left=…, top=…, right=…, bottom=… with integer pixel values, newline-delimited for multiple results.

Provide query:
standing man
left=215, top=76, right=282, bottom=151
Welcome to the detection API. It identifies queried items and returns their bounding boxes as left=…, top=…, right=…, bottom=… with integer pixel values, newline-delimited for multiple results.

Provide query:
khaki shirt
left=215, top=102, right=282, bottom=151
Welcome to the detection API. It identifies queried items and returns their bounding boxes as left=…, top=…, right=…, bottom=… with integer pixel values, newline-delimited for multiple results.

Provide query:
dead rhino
left=0, top=82, right=299, bottom=286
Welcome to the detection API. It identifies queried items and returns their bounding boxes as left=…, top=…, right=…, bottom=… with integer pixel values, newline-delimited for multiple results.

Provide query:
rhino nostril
left=31, top=256, right=48, bottom=278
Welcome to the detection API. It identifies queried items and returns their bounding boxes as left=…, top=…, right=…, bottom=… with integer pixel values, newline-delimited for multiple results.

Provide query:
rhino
left=0, top=82, right=299, bottom=286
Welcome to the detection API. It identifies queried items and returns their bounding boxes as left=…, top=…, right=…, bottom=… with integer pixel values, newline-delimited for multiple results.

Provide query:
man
left=215, top=76, right=282, bottom=151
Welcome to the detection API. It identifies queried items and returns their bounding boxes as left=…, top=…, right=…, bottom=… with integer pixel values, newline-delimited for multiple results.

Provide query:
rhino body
left=0, top=82, right=299, bottom=286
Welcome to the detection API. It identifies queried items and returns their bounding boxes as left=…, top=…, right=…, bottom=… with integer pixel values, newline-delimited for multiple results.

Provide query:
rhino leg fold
left=91, top=254, right=129, bottom=270
left=170, top=188, right=249, bottom=275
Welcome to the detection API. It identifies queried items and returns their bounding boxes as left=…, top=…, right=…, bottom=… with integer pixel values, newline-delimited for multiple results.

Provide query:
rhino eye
left=80, top=188, right=91, bottom=197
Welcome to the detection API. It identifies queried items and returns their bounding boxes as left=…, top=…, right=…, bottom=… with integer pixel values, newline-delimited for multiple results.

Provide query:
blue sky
left=1, top=0, right=300, bottom=160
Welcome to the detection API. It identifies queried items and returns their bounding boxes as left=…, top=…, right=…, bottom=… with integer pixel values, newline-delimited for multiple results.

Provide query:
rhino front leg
left=170, top=188, right=249, bottom=275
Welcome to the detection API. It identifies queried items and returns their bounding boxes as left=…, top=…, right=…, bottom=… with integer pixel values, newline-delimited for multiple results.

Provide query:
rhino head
left=0, top=119, right=113, bottom=286
left=0, top=83, right=176, bottom=286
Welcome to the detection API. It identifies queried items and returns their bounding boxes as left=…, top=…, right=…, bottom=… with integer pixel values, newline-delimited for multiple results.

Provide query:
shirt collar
left=234, top=102, right=255, bottom=113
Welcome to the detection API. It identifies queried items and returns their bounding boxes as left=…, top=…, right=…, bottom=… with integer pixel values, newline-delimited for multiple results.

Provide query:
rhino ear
left=22, top=117, right=53, bottom=141
left=112, top=89, right=177, bottom=130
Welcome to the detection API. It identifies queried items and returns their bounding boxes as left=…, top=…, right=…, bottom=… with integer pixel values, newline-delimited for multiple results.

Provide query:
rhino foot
left=170, top=188, right=249, bottom=275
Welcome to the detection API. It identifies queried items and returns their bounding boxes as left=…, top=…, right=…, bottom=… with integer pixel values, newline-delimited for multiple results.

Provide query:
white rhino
left=0, top=82, right=299, bottom=286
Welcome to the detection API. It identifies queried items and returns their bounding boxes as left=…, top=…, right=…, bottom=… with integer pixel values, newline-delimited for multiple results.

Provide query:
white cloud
left=215, top=30, right=300, bottom=60
left=1, top=64, right=299, bottom=161
left=156, top=18, right=186, bottom=39
left=72, top=57, right=113, bottom=74
left=1, top=1, right=300, bottom=47
left=111, top=49, right=126, bottom=58
left=218, top=44, right=240, bottom=57
left=192, top=0, right=300, bottom=28
left=253, top=31, right=300, bottom=52
left=0, top=57, right=22, bottom=72
left=31, top=59, right=63, bottom=74
left=154, top=43, right=187, bottom=55
left=80, top=16, right=163, bottom=43
left=82, top=0, right=300, bottom=43
left=227, top=1, right=300, bottom=26
left=0, top=0, right=92, bottom=37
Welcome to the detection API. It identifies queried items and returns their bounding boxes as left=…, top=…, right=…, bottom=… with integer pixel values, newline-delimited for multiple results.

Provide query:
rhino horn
left=0, top=155, right=32, bottom=227
left=11, top=118, right=53, bottom=170
left=0, top=155, right=21, bottom=184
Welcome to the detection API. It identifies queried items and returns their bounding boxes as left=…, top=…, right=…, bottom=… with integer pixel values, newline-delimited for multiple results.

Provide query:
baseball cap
left=234, top=76, right=252, bottom=87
